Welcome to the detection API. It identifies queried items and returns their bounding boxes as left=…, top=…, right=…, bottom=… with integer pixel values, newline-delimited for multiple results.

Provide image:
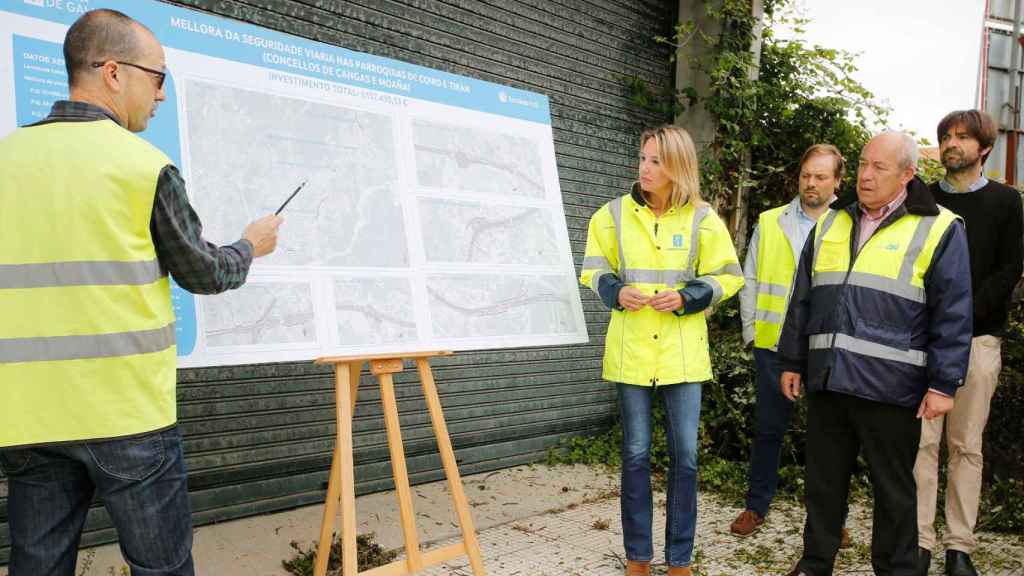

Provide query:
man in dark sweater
left=914, top=110, right=1024, bottom=576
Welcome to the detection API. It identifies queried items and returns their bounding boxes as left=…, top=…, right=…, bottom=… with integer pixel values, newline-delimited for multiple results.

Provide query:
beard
left=942, top=149, right=981, bottom=173
left=801, top=190, right=829, bottom=208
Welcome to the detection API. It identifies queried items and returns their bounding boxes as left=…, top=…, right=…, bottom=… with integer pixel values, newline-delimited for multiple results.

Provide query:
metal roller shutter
left=0, top=0, right=676, bottom=560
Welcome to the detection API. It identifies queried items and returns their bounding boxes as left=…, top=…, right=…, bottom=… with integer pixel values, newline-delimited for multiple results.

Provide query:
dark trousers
left=745, top=347, right=793, bottom=516
left=0, top=426, right=195, bottom=576
left=799, top=391, right=920, bottom=576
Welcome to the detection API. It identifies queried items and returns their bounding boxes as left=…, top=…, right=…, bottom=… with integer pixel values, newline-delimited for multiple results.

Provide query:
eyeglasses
left=91, top=61, right=166, bottom=90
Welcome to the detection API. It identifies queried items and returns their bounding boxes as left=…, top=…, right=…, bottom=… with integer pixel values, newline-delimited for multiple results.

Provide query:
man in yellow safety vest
left=0, top=9, right=282, bottom=574
left=731, top=144, right=844, bottom=540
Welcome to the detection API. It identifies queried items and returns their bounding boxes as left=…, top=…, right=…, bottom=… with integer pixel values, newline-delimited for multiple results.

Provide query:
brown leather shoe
left=624, top=560, right=650, bottom=576
left=839, top=527, right=851, bottom=549
left=729, top=509, right=765, bottom=536
left=667, top=567, right=693, bottom=576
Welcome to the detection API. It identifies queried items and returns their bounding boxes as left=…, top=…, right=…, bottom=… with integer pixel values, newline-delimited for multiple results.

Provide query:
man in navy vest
left=777, top=132, right=972, bottom=576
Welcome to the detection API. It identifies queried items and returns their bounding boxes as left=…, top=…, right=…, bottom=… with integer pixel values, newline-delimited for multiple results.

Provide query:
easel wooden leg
left=315, top=361, right=362, bottom=576
left=339, top=362, right=361, bottom=576
left=377, top=371, right=424, bottom=572
left=312, top=352, right=484, bottom=576
left=415, top=359, right=486, bottom=575
left=314, top=441, right=341, bottom=576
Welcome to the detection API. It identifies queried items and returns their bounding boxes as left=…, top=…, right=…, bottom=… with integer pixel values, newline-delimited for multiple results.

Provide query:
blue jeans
left=618, top=382, right=702, bottom=568
left=0, top=426, right=195, bottom=576
left=745, top=347, right=793, bottom=517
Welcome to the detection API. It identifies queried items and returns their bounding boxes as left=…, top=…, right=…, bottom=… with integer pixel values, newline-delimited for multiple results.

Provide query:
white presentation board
left=0, top=0, right=588, bottom=368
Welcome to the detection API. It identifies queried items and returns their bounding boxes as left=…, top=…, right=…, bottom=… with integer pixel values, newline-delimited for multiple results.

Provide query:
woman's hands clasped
left=618, top=286, right=684, bottom=312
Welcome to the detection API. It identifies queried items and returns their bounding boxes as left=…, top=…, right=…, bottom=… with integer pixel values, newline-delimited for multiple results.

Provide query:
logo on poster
left=498, top=90, right=538, bottom=109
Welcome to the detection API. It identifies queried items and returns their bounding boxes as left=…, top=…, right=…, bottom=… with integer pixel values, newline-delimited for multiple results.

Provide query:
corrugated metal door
left=0, top=0, right=675, bottom=560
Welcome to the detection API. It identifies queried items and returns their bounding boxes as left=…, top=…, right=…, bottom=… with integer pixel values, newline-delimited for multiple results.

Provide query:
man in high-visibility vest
left=0, top=10, right=282, bottom=574
left=731, top=144, right=843, bottom=539
left=777, top=131, right=972, bottom=576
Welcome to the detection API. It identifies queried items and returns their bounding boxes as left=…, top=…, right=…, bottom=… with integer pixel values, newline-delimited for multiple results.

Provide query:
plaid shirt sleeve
left=151, top=165, right=254, bottom=295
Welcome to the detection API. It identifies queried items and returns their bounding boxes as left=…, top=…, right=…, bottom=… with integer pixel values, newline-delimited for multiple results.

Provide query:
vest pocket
left=815, top=238, right=848, bottom=271
left=854, top=318, right=911, bottom=351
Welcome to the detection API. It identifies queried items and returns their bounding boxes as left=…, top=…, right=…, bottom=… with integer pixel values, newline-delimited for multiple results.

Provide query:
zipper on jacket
left=619, top=312, right=627, bottom=383
left=826, top=209, right=861, bottom=390
left=678, top=316, right=686, bottom=383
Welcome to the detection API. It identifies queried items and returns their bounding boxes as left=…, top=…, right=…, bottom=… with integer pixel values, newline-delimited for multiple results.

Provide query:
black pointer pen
left=275, top=180, right=307, bottom=215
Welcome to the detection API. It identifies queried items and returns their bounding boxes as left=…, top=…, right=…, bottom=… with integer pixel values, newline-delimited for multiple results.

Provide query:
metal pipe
left=1006, top=0, right=1022, bottom=183
left=978, top=0, right=991, bottom=109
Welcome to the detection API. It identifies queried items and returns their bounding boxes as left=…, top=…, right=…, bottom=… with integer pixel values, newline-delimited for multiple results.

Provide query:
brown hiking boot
left=840, top=527, right=851, bottom=549
left=667, top=567, right=693, bottom=576
left=624, top=560, right=651, bottom=575
left=729, top=509, right=765, bottom=536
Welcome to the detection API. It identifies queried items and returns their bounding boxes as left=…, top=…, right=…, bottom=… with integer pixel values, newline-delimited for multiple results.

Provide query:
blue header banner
left=4, top=0, right=552, bottom=124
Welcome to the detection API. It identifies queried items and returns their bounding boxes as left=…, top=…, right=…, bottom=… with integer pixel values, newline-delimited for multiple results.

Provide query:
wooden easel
left=312, top=351, right=486, bottom=576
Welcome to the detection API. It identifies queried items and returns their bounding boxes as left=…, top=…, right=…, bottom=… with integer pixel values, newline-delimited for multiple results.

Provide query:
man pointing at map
left=0, top=9, right=281, bottom=575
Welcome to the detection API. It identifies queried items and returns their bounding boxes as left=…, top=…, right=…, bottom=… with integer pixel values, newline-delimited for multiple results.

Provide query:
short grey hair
left=64, top=9, right=148, bottom=88
left=880, top=130, right=919, bottom=171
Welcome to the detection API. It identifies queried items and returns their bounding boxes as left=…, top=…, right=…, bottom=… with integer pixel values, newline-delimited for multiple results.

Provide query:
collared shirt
left=795, top=203, right=819, bottom=248
left=857, top=188, right=908, bottom=253
left=32, top=101, right=253, bottom=294
left=938, top=175, right=989, bottom=194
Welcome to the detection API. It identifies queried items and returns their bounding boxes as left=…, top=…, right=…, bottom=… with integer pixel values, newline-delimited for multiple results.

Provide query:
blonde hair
left=639, top=125, right=705, bottom=208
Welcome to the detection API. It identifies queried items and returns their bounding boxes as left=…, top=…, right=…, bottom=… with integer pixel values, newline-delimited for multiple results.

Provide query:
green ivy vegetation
left=557, top=0, right=1024, bottom=535
left=642, top=0, right=889, bottom=224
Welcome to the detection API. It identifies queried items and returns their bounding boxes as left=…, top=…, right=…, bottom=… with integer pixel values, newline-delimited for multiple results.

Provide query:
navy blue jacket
left=777, top=176, right=972, bottom=407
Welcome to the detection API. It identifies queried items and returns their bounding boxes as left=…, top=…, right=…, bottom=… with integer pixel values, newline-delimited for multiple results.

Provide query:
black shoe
left=945, top=550, right=978, bottom=576
left=916, top=547, right=932, bottom=576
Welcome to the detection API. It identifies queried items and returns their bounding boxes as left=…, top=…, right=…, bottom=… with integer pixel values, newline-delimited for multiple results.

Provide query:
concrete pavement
left=1, top=464, right=1021, bottom=575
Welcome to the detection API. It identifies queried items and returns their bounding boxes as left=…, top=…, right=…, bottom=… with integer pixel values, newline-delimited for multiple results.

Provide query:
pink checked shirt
left=857, top=188, right=907, bottom=253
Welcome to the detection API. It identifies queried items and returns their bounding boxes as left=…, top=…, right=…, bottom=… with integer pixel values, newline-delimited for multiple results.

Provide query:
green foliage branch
left=630, top=0, right=890, bottom=222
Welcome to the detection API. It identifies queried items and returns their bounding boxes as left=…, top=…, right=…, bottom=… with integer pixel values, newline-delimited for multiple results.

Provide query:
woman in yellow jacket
left=580, top=125, right=743, bottom=576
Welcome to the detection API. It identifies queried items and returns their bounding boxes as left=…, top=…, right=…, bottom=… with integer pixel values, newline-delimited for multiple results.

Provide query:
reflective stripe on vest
left=0, top=323, right=176, bottom=364
left=810, top=333, right=927, bottom=367
left=0, top=120, right=177, bottom=448
left=812, top=211, right=946, bottom=302
left=808, top=205, right=959, bottom=366
left=753, top=205, right=797, bottom=349
left=608, top=196, right=710, bottom=286
left=0, top=259, right=163, bottom=289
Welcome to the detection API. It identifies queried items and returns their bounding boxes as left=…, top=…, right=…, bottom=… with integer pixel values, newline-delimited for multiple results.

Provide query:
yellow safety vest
left=809, top=206, right=960, bottom=367
left=0, top=119, right=177, bottom=448
left=753, top=205, right=798, bottom=349
left=580, top=191, right=743, bottom=386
